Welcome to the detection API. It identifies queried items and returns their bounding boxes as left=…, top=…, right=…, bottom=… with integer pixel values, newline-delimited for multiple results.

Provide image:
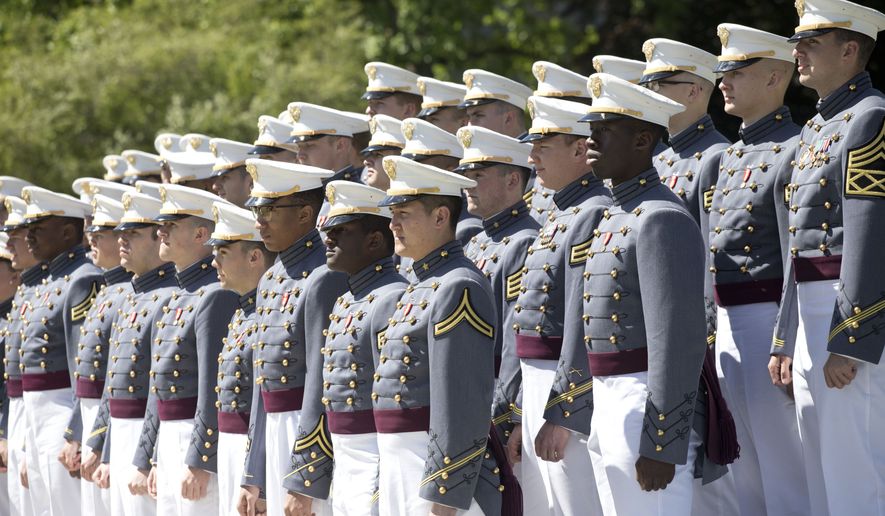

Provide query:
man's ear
left=298, top=204, right=317, bottom=226
left=634, top=129, right=655, bottom=153
left=433, top=205, right=450, bottom=230
left=365, top=230, right=383, bottom=253
left=574, top=137, right=589, bottom=161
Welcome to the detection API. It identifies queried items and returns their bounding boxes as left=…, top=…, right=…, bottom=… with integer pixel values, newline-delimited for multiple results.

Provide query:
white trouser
left=520, top=358, right=602, bottom=516
left=23, top=387, right=80, bottom=516
left=109, top=416, right=156, bottom=516
left=217, top=432, right=247, bottom=516
left=265, top=410, right=331, bottom=516
left=330, top=432, right=380, bottom=516
left=157, top=419, right=219, bottom=515
left=796, top=279, right=885, bottom=515
left=79, top=398, right=110, bottom=516
left=589, top=371, right=698, bottom=516
left=7, top=397, right=33, bottom=516
left=716, top=302, right=809, bottom=516
left=377, top=431, right=484, bottom=516
left=691, top=471, right=740, bottom=516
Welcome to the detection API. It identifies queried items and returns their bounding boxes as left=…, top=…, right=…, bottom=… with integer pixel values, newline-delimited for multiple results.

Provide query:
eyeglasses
left=249, top=203, right=307, bottom=220
left=643, top=80, right=695, bottom=93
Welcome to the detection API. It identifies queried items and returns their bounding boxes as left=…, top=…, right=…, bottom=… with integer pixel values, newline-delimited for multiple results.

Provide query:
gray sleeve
left=241, top=384, right=267, bottom=492
left=133, top=391, right=159, bottom=471
left=101, top=416, right=112, bottom=463
left=62, top=275, right=101, bottom=443
left=771, top=260, right=799, bottom=357
left=85, top=393, right=111, bottom=453
left=65, top=400, right=82, bottom=443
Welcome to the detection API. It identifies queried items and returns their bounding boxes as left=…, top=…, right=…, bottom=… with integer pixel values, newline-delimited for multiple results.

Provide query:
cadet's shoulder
left=305, top=265, right=348, bottom=292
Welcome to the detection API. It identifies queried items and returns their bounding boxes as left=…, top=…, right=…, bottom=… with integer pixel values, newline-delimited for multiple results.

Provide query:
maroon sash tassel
left=487, top=425, right=522, bottom=516
left=700, top=347, right=740, bottom=465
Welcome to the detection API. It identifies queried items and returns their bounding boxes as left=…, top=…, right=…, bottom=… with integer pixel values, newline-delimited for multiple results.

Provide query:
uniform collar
left=611, top=168, right=661, bottom=206
left=348, top=257, right=397, bottom=297
left=132, top=262, right=176, bottom=293
left=21, top=262, right=49, bottom=286
left=553, top=172, right=605, bottom=210
left=0, top=295, right=13, bottom=316
left=817, top=72, right=872, bottom=120
left=176, top=255, right=216, bottom=288
left=48, top=244, right=89, bottom=276
left=482, top=200, right=530, bottom=238
left=739, top=106, right=792, bottom=144
left=279, top=229, right=323, bottom=269
left=239, top=289, right=257, bottom=314
left=669, top=115, right=715, bottom=152
left=412, top=240, right=463, bottom=281
left=324, top=165, right=361, bottom=186
left=103, top=265, right=133, bottom=286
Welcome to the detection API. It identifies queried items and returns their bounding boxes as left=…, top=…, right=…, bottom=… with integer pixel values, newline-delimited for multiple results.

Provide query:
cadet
left=207, top=201, right=275, bottom=516
left=248, top=112, right=300, bottom=164
left=165, top=147, right=221, bottom=193
left=209, top=138, right=254, bottom=208
left=591, top=55, right=647, bottom=83
left=455, top=125, right=539, bottom=446
left=236, top=159, right=347, bottom=516
left=121, top=149, right=165, bottom=186
left=579, top=72, right=706, bottom=515
left=769, top=2, right=885, bottom=514
left=285, top=181, right=406, bottom=515
left=66, top=188, right=135, bottom=516
left=142, top=185, right=239, bottom=514
left=709, top=24, right=807, bottom=516
left=507, top=95, right=609, bottom=515
left=103, top=154, right=129, bottom=183
left=374, top=155, right=509, bottom=516
left=361, top=114, right=407, bottom=192
left=0, top=233, right=19, bottom=511
left=415, top=76, right=468, bottom=134
left=155, top=133, right=184, bottom=183
left=101, top=188, right=176, bottom=515
left=362, top=62, right=423, bottom=120
left=20, top=187, right=103, bottom=516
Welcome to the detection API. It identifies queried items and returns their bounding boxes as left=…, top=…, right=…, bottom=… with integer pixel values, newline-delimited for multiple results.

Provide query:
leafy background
left=0, top=0, right=882, bottom=192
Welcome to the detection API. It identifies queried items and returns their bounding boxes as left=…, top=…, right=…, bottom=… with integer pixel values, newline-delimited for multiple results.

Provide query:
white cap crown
left=461, top=69, right=532, bottom=110
left=154, top=133, right=183, bottom=157
left=382, top=156, right=476, bottom=200
left=585, top=73, right=686, bottom=128
left=401, top=118, right=463, bottom=159
left=325, top=181, right=392, bottom=220
left=417, top=77, right=468, bottom=110
left=526, top=96, right=593, bottom=138
left=363, top=62, right=421, bottom=96
left=532, top=61, right=590, bottom=98
left=287, top=103, right=370, bottom=139
left=641, top=38, right=719, bottom=83
left=165, top=151, right=217, bottom=184
left=101, top=155, right=128, bottom=181
left=90, top=194, right=126, bottom=229
left=456, top=126, right=531, bottom=168
left=210, top=138, right=252, bottom=172
left=158, top=184, right=226, bottom=221
left=367, top=115, right=406, bottom=149
left=592, top=55, right=647, bottom=83
left=717, top=23, right=795, bottom=66
left=245, top=159, right=334, bottom=199
left=793, top=0, right=885, bottom=40
left=120, top=191, right=164, bottom=225
left=210, top=202, right=260, bottom=243
left=22, top=186, right=92, bottom=220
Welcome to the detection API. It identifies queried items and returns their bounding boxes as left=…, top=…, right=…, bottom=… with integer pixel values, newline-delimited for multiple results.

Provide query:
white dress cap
left=116, top=191, right=163, bottom=230
left=154, top=133, right=183, bottom=157
left=72, top=178, right=98, bottom=203
left=401, top=118, right=463, bottom=159
left=322, top=180, right=392, bottom=229
left=253, top=114, right=296, bottom=150
left=455, top=126, right=531, bottom=171
left=156, top=184, right=227, bottom=222
left=83, top=179, right=134, bottom=203
left=532, top=61, right=590, bottom=99
left=165, top=150, right=217, bottom=184
left=244, top=159, right=334, bottom=207
left=364, top=115, right=406, bottom=152
left=715, top=23, right=796, bottom=72
left=208, top=201, right=260, bottom=245
left=379, top=155, right=476, bottom=207
left=101, top=155, right=128, bottom=181
left=417, top=77, right=468, bottom=117
left=460, top=69, right=533, bottom=111
left=209, top=138, right=253, bottom=175
left=592, top=55, right=647, bottom=83
left=362, top=62, right=422, bottom=100
left=121, top=150, right=164, bottom=183
left=522, top=96, right=593, bottom=142
left=3, top=196, right=28, bottom=229
left=640, top=38, right=719, bottom=84
left=22, top=186, right=92, bottom=220
left=286, top=103, right=370, bottom=142
left=135, top=180, right=164, bottom=200
left=581, top=73, right=686, bottom=128
left=89, top=194, right=126, bottom=231
left=179, top=133, right=213, bottom=153
left=791, top=0, right=885, bottom=41
left=0, top=233, right=11, bottom=261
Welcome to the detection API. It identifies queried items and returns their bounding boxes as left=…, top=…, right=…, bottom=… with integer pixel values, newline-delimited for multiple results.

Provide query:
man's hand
left=182, top=466, right=211, bottom=501
left=506, top=424, right=522, bottom=465
left=823, top=353, right=859, bottom=389
left=283, top=491, right=315, bottom=516
left=94, top=463, right=110, bottom=489
left=81, top=449, right=101, bottom=483
left=534, top=421, right=570, bottom=463
left=147, top=466, right=158, bottom=499
left=128, top=468, right=150, bottom=496
left=58, top=440, right=81, bottom=472
left=238, top=485, right=267, bottom=516
left=768, top=354, right=793, bottom=386
left=430, top=502, right=458, bottom=516
left=0, top=439, right=8, bottom=473
left=635, top=455, right=675, bottom=491
left=19, top=459, right=28, bottom=488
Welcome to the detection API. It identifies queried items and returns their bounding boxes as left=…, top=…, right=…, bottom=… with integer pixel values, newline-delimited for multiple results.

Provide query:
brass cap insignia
left=589, top=76, right=603, bottom=98
left=212, top=204, right=220, bottom=223
left=122, top=194, right=132, bottom=210
left=189, top=136, right=202, bottom=150
left=4, top=198, right=12, bottom=212
left=209, top=142, right=217, bottom=156
left=108, top=158, right=119, bottom=169
left=20, top=190, right=29, bottom=203
left=526, top=99, right=536, bottom=120
left=642, top=41, right=656, bottom=62
left=532, top=62, right=546, bottom=82
left=457, top=127, right=472, bottom=148
left=257, top=119, right=268, bottom=132
left=417, top=79, right=426, bottom=96
left=463, top=71, right=475, bottom=89
left=795, top=0, right=805, bottom=17
left=126, top=155, right=136, bottom=165
left=289, top=105, right=301, bottom=123
left=366, top=65, right=377, bottom=80
left=326, top=185, right=336, bottom=204
left=158, top=187, right=167, bottom=203
left=369, top=117, right=379, bottom=134
left=402, top=121, right=415, bottom=141
left=718, top=26, right=730, bottom=48
left=161, top=136, right=172, bottom=149
left=246, top=163, right=258, bottom=181
left=383, top=158, right=396, bottom=180
left=592, top=57, right=603, bottom=73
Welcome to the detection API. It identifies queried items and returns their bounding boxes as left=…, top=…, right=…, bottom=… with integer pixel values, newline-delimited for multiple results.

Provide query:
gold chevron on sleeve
left=505, top=269, right=524, bottom=301
left=433, top=288, right=494, bottom=339
left=845, top=119, right=885, bottom=197
left=569, top=237, right=594, bottom=265
left=492, top=410, right=513, bottom=425
left=292, top=414, right=334, bottom=460
left=89, top=426, right=108, bottom=439
left=71, top=282, right=99, bottom=322
left=419, top=446, right=486, bottom=487
left=545, top=380, right=593, bottom=409
left=828, top=297, right=885, bottom=342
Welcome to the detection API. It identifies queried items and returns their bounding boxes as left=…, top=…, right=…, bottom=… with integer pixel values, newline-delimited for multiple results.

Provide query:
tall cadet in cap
left=209, top=138, right=254, bottom=208
left=0, top=232, right=19, bottom=510
left=400, top=118, right=484, bottom=249
left=506, top=95, right=609, bottom=515
left=122, top=150, right=165, bottom=186
left=236, top=160, right=347, bottom=516
left=165, top=148, right=220, bottom=193
left=61, top=194, right=134, bottom=516
left=98, top=191, right=176, bottom=515
left=524, top=62, right=592, bottom=226
left=155, top=133, right=184, bottom=183
left=767, top=2, right=885, bottom=514
left=577, top=73, right=708, bottom=515
left=249, top=111, right=300, bottom=164
left=373, top=156, right=511, bottom=516
left=455, top=126, right=539, bottom=449
left=362, top=62, right=423, bottom=119
left=708, top=23, right=808, bottom=516
left=139, top=185, right=239, bottom=514
left=459, top=69, right=531, bottom=138
left=283, top=182, right=406, bottom=515
left=362, top=114, right=407, bottom=192
left=19, top=187, right=103, bottom=516
left=207, top=202, right=275, bottom=516
left=416, top=77, right=468, bottom=134
left=0, top=195, right=46, bottom=516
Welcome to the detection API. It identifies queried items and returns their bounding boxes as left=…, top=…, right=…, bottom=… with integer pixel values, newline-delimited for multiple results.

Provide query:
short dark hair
left=392, top=92, right=423, bottom=112
left=351, top=131, right=371, bottom=154
left=833, top=29, right=876, bottom=68
left=290, top=188, right=325, bottom=215
left=356, top=215, right=395, bottom=255
left=238, top=240, right=277, bottom=267
left=60, top=216, right=84, bottom=242
left=624, top=118, right=668, bottom=157
left=495, top=164, right=531, bottom=191
left=416, top=195, right=461, bottom=232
